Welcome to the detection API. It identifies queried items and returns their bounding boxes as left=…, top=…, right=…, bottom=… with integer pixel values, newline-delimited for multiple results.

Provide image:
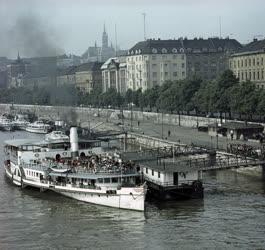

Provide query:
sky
left=0, top=0, right=264, bottom=58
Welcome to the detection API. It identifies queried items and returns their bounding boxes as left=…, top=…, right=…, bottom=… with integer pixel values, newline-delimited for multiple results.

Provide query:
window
left=182, top=72, right=185, bottom=77
left=152, top=72, right=157, bottom=78
left=173, top=63, right=177, bottom=67
left=182, top=63, right=185, bottom=68
left=165, top=72, right=168, bottom=77
left=146, top=168, right=148, bottom=174
left=104, top=178, right=110, bottom=183
left=173, top=72, right=178, bottom=77
left=158, top=172, right=161, bottom=178
left=112, top=178, right=118, bottom=183
left=152, top=55, right=156, bottom=60
left=253, top=58, right=255, bottom=66
left=245, top=59, right=247, bottom=67
left=257, top=71, right=260, bottom=80
left=249, top=59, right=251, bottom=66
left=152, top=170, right=154, bottom=176
left=152, top=64, right=157, bottom=68
left=98, top=178, right=103, bottom=183
left=181, top=55, right=185, bottom=60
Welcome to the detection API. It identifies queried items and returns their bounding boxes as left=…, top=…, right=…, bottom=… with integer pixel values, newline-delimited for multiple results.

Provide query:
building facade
left=75, top=62, right=103, bottom=93
left=6, top=54, right=27, bottom=87
left=57, top=66, right=77, bottom=86
left=101, top=57, right=127, bottom=93
left=185, top=37, right=241, bottom=80
left=229, top=38, right=265, bottom=88
left=127, top=38, right=242, bottom=91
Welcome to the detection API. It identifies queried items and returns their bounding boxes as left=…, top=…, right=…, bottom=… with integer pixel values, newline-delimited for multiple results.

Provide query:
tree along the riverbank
left=1, top=70, right=265, bottom=120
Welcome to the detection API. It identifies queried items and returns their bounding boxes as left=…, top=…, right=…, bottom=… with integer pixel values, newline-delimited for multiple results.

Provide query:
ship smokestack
left=70, top=127, right=79, bottom=158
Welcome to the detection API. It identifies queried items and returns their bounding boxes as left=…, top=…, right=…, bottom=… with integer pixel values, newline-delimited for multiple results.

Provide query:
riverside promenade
left=86, top=115, right=263, bottom=152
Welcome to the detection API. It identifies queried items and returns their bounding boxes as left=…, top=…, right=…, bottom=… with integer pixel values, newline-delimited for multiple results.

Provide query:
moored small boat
left=0, top=117, right=14, bottom=131
left=45, top=131, right=69, bottom=142
left=26, top=120, right=51, bottom=134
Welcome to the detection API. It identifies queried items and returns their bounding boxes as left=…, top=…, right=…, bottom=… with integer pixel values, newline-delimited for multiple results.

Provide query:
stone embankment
left=0, top=103, right=222, bottom=128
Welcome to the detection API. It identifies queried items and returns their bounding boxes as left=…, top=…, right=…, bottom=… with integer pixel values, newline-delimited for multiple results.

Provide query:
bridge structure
left=120, top=145, right=265, bottom=172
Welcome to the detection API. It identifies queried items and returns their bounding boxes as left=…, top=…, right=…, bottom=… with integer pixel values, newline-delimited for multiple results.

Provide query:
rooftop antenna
left=219, top=16, right=222, bottom=39
left=142, top=13, right=146, bottom=40
left=115, top=24, right=118, bottom=56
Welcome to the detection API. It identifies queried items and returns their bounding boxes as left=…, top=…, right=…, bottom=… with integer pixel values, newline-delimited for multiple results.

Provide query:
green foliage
left=1, top=69, right=265, bottom=118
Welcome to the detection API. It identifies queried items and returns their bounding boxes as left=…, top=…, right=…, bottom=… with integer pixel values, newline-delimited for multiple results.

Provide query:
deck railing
left=20, top=162, right=138, bottom=175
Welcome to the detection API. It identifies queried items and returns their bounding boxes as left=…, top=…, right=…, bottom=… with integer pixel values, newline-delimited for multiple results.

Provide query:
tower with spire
left=102, top=24, right=108, bottom=48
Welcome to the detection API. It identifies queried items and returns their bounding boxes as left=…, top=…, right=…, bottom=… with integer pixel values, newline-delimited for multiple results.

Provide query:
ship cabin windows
left=112, top=178, right=118, bottom=183
left=104, top=178, right=111, bottom=183
left=26, top=169, right=41, bottom=179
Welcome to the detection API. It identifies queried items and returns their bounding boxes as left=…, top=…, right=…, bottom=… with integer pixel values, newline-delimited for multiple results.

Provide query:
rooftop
left=75, top=62, right=103, bottom=72
left=128, top=37, right=242, bottom=55
left=232, top=38, right=265, bottom=56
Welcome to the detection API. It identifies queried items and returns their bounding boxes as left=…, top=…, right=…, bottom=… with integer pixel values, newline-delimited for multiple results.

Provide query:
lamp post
left=161, top=111, right=164, bottom=139
left=130, top=102, right=134, bottom=132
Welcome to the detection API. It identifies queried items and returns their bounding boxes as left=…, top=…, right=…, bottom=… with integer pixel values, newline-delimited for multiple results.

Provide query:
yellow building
left=75, top=62, right=103, bottom=93
left=229, top=39, right=265, bottom=89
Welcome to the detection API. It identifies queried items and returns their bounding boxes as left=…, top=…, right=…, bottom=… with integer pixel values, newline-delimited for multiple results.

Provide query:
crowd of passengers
left=47, top=154, right=137, bottom=173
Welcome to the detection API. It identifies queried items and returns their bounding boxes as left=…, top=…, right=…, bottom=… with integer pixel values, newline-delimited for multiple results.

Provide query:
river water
left=0, top=131, right=265, bottom=250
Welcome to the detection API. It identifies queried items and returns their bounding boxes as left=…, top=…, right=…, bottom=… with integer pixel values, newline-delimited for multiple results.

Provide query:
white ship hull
left=25, top=127, right=49, bottom=134
left=4, top=164, right=145, bottom=211
left=54, top=186, right=145, bottom=211
left=4, top=166, right=22, bottom=187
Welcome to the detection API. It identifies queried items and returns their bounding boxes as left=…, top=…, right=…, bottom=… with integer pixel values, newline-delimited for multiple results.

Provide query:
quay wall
left=127, top=132, right=185, bottom=148
left=0, top=103, right=223, bottom=128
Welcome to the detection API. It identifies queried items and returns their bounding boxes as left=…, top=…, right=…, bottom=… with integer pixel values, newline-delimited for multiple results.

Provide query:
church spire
left=102, top=23, right=108, bottom=48
left=17, top=51, right=21, bottom=61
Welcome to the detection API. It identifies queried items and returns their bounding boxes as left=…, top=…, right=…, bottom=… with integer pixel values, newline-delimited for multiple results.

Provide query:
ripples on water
left=0, top=131, right=265, bottom=249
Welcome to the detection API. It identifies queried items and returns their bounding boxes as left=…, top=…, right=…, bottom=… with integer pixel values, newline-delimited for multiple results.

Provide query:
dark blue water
left=0, top=131, right=265, bottom=249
